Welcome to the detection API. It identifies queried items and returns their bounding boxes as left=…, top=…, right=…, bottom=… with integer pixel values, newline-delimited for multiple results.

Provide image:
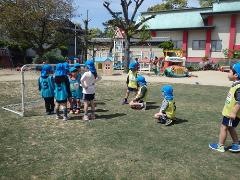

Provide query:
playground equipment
left=164, top=65, right=189, bottom=77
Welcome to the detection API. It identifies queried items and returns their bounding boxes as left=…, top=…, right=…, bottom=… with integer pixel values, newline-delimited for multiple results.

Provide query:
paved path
left=0, top=69, right=231, bottom=87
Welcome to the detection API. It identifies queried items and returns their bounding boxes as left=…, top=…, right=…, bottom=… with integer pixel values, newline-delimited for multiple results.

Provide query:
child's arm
left=133, top=87, right=147, bottom=102
left=158, top=99, right=169, bottom=115
left=230, top=88, right=240, bottom=119
left=80, top=72, right=88, bottom=89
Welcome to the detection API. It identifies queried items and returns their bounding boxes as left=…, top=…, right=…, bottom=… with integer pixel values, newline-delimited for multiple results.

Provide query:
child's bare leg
left=154, top=112, right=161, bottom=119
left=69, top=98, right=74, bottom=113
left=228, top=127, right=239, bottom=143
left=62, top=102, right=68, bottom=120
left=124, top=90, right=130, bottom=100
left=55, top=102, right=60, bottom=118
left=76, top=99, right=81, bottom=114
left=90, top=100, right=96, bottom=119
left=219, top=124, right=228, bottom=145
left=84, top=101, right=89, bottom=115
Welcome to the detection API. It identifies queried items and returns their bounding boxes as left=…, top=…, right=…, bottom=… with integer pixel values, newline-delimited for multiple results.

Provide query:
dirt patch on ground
left=0, top=69, right=231, bottom=87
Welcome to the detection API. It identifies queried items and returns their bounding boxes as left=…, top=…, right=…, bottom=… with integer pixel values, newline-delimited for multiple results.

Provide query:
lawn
left=0, top=80, right=239, bottom=179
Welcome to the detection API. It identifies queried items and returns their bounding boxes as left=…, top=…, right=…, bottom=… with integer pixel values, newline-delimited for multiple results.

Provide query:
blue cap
left=232, top=62, right=240, bottom=77
left=41, top=64, right=52, bottom=77
left=136, top=75, right=147, bottom=86
left=74, top=63, right=81, bottom=68
left=63, top=62, right=69, bottom=72
left=55, top=63, right=66, bottom=76
left=85, top=60, right=94, bottom=67
left=69, top=67, right=78, bottom=73
left=161, top=85, right=174, bottom=100
left=129, top=62, right=137, bottom=70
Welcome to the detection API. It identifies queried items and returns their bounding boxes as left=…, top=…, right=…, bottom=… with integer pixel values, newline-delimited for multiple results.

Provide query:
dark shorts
left=127, top=87, right=138, bottom=92
left=222, top=116, right=240, bottom=128
left=83, top=93, right=95, bottom=101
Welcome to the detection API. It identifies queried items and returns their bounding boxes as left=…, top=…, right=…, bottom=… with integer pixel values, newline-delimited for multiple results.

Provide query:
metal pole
left=74, top=24, right=77, bottom=57
left=20, top=65, right=27, bottom=117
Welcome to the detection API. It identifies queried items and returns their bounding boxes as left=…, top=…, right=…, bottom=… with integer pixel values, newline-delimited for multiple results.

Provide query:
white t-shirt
left=81, top=71, right=98, bottom=94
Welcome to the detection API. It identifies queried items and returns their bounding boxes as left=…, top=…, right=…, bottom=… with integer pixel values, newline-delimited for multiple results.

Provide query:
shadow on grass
left=95, top=109, right=109, bottom=112
left=146, top=105, right=159, bottom=110
left=96, top=113, right=126, bottom=120
left=96, top=102, right=106, bottom=105
left=147, top=101, right=157, bottom=105
left=174, top=118, right=188, bottom=125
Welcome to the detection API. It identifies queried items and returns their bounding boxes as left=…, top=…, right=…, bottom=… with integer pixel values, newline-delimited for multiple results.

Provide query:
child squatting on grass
left=209, top=63, right=240, bottom=153
left=81, top=60, right=101, bottom=121
left=122, top=62, right=138, bottom=104
left=154, top=85, right=176, bottom=126
left=69, top=67, right=82, bottom=114
left=129, top=75, right=148, bottom=110
left=38, top=64, right=55, bottom=115
left=54, top=63, right=72, bottom=121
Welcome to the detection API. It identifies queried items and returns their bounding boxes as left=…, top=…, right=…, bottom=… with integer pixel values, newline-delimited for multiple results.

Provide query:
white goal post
left=1, top=63, right=84, bottom=117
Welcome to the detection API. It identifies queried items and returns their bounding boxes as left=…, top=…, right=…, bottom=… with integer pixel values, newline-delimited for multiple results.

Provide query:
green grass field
left=0, top=80, right=239, bottom=179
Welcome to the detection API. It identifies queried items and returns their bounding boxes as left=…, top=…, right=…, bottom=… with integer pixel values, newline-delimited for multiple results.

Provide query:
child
left=122, top=62, right=138, bottom=104
left=54, top=63, right=72, bottom=121
left=154, top=85, right=176, bottom=126
left=209, top=63, right=240, bottom=153
left=69, top=67, right=82, bottom=114
left=81, top=60, right=101, bottom=121
left=129, top=75, right=148, bottom=110
left=38, top=64, right=55, bottom=115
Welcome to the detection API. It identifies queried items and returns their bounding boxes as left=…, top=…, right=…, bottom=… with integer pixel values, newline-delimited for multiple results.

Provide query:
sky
left=73, top=0, right=200, bottom=30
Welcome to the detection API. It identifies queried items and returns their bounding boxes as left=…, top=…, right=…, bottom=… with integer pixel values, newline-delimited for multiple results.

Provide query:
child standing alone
left=38, top=64, right=55, bottom=115
left=209, top=63, right=240, bottom=153
left=154, top=85, right=176, bottom=126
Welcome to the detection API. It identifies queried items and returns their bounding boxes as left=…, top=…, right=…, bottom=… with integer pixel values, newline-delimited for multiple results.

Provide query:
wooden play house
left=94, top=57, right=113, bottom=76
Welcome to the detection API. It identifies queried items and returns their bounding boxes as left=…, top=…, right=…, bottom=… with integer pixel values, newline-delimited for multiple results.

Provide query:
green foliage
left=148, top=0, right=188, bottom=11
left=58, top=45, right=68, bottom=57
left=223, top=48, right=240, bottom=59
left=0, top=0, right=74, bottom=57
left=199, top=0, right=214, bottom=7
left=89, top=28, right=103, bottom=38
left=159, top=41, right=174, bottom=50
left=33, top=49, right=65, bottom=64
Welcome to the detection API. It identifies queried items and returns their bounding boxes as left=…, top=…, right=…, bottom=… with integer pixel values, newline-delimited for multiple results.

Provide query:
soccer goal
left=1, top=64, right=50, bottom=117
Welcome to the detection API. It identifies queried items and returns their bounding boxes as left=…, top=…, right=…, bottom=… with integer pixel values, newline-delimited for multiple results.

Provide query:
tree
left=148, top=0, right=188, bottom=11
left=103, top=0, right=155, bottom=71
left=199, top=0, right=214, bottom=7
left=159, top=41, right=174, bottom=50
left=0, top=0, right=74, bottom=57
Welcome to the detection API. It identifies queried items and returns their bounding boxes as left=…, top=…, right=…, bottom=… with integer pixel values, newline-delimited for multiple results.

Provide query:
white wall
left=211, top=14, right=231, bottom=58
left=236, top=14, right=240, bottom=45
left=188, top=30, right=206, bottom=57
left=156, top=31, right=183, bottom=41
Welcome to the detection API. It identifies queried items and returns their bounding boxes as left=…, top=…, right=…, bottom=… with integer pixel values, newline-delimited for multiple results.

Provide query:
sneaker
left=46, top=112, right=51, bottom=115
left=209, top=143, right=225, bottom=153
left=141, top=102, right=146, bottom=110
left=229, top=144, right=240, bottom=152
left=56, top=115, right=61, bottom=120
left=69, top=110, right=75, bottom=114
left=165, top=119, right=173, bottom=126
left=122, top=99, right=128, bottom=105
left=75, top=109, right=80, bottom=114
left=63, top=116, right=69, bottom=121
left=83, top=115, right=89, bottom=121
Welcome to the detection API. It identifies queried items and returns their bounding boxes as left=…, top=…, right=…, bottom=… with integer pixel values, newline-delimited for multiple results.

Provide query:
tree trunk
left=124, top=36, right=130, bottom=73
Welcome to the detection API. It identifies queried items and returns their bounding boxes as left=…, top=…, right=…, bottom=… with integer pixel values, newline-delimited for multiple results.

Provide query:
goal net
left=1, top=64, right=83, bottom=117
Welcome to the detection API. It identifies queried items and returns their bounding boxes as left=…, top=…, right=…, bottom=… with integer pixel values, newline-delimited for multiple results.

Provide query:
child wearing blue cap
left=129, top=75, right=148, bottom=110
left=154, top=85, right=176, bottom=126
left=69, top=67, right=82, bottom=114
left=54, top=63, right=72, bottom=121
left=122, top=61, right=138, bottom=104
left=209, top=63, right=240, bottom=153
left=38, top=64, right=55, bottom=115
left=81, top=60, right=101, bottom=120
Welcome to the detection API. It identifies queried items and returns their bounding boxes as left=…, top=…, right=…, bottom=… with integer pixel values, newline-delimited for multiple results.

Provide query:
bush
left=33, top=49, right=65, bottom=64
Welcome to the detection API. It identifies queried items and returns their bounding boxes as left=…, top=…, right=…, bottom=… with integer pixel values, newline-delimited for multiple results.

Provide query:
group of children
left=122, top=61, right=176, bottom=126
left=39, top=59, right=240, bottom=152
left=38, top=60, right=101, bottom=121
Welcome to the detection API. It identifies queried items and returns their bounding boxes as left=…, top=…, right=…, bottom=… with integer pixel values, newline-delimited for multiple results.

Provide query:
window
left=192, top=40, right=206, bottom=50
left=211, top=40, right=222, bottom=52
left=172, top=40, right=183, bottom=49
